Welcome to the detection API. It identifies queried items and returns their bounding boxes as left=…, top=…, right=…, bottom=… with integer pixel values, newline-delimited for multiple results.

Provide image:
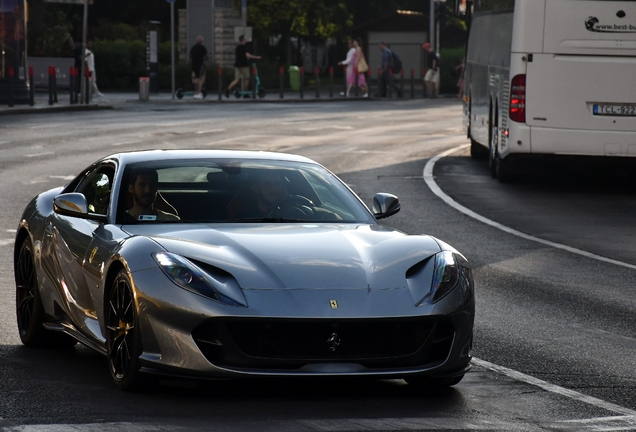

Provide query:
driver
left=227, top=169, right=290, bottom=219
left=126, top=168, right=180, bottom=222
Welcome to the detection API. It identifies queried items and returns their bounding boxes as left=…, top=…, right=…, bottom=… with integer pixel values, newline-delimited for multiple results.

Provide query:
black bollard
left=400, top=69, right=404, bottom=98
left=53, top=69, right=58, bottom=103
left=8, top=67, right=14, bottom=107
left=48, top=67, right=54, bottom=105
left=329, top=67, right=333, bottom=98
left=388, top=69, right=393, bottom=98
left=29, top=67, right=34, bottom=106
left=314, top=66, right=320, bottom=98
left=300, top=67, right=304, bottom=99
left=69, top=67, right=74, bottom=104
left=410, top=69, right=415, bottom=99
left=279, top=66, right=284, bottom=99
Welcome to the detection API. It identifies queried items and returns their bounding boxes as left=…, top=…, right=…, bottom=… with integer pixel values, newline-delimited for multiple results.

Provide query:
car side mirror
left=53, top=193, right=89, bottom=217
left=372, top=193, right=400, bottom=219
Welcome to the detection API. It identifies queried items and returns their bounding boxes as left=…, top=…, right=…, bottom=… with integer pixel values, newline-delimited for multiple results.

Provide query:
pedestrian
left=455, top=57, right=466, bottom=99
left=85, top=41, right=104, bottom=97
left=353, top=38, right=368, bottom=97
left=423, top=42, right=440, bottom=98
left=225, top=35, right=261, bottom=98
left=190, top=36, right=208, bottom=99
left=337, top=40, right=356, bottom=97
left=376, top=42, right=401, bottom=98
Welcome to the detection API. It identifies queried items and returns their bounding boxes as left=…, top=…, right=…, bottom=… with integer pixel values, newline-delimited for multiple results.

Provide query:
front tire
left=107, top=269, right=144, bottom=391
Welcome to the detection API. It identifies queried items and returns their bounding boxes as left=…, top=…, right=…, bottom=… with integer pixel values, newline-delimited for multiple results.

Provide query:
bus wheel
left=496, top=156, right=514, bottom=183
left=488, top=125, right=498, bottom=178
left=470, top=139, right=488, bottom=159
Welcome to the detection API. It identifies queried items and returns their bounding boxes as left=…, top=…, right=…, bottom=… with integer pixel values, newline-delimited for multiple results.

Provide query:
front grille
left=192, top=317, right=454, bottom=370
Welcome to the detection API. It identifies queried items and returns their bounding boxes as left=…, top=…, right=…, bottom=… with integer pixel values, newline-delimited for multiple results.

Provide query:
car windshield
left=116, top=159, right=376, bottom=224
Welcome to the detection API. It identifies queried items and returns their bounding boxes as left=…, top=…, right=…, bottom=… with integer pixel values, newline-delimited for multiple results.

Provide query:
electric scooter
left=176, top=87, right=207, bottom=99
left=234, top=62, right=266, bottom=99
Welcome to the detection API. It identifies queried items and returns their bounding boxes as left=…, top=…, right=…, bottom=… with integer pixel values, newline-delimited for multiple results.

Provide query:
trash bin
left=288, top=66, right=300, bottom=91
left=139, top=77, right=150, bottom=101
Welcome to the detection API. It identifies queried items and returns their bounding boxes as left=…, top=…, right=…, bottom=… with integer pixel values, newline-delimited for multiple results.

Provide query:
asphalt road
left=1, top=99, right=636, bottom=431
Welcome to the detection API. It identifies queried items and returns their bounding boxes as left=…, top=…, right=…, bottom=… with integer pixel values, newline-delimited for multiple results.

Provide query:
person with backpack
left=376, top=42, right=402, bottom=98
left=423, top=42, right=441, bottom=98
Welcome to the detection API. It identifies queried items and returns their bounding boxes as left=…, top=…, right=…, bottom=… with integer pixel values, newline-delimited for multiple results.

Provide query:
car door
left=42, top=163, right=115, bottom=339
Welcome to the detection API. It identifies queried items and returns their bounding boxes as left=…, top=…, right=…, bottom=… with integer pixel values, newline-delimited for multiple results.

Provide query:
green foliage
left=92, top=40, right=146, bottom=89
left=438, top=47, right=465, bottom=95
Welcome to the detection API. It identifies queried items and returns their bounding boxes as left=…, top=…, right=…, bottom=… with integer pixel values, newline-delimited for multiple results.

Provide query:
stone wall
left=214, top=8, right=246, bottom=67
left=178, top=9, right=188, bottom=63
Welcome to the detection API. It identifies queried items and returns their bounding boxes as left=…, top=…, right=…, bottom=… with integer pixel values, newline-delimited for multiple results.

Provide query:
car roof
left=106, top=150, right=316, bottom=166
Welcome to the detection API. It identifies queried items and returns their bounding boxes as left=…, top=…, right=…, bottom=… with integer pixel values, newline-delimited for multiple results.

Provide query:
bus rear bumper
left=528, top=127, right=636, bottom=157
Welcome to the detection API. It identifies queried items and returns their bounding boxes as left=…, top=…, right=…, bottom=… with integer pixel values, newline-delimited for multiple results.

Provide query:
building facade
left=181, top=0, right=248, bottom=67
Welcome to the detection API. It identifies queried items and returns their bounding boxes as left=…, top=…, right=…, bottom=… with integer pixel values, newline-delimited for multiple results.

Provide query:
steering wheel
left=267, top=195, right=315, bottom=218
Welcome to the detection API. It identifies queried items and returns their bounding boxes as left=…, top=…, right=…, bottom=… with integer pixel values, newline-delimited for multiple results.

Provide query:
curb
left=0, top=104, right=114, bottom=116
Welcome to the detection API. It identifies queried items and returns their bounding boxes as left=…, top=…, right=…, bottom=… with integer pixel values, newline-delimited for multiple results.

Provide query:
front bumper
left=132, top=267, right=474, bottom=380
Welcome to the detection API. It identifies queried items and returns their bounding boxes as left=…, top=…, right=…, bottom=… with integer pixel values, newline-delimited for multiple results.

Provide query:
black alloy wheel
left=107, top=269, right=143, bottom=390
left=16, top=238, right=45, bottom=346
left=15, top=238, right=77, bottom=348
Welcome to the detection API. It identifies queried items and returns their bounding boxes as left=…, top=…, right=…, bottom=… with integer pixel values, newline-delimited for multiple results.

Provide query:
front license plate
left=593, top=104, right=636, bottom=116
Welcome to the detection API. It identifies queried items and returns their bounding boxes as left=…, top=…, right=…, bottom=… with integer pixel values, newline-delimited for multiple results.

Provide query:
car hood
left=123, top=224, right=441, bottom=290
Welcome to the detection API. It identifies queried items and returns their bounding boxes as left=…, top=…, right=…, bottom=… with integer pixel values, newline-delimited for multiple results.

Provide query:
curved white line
left=423, top=144, right=636, bottom=271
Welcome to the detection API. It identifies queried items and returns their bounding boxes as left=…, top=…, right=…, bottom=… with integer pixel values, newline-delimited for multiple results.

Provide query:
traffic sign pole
left=170, top=0, right=175, bottom=100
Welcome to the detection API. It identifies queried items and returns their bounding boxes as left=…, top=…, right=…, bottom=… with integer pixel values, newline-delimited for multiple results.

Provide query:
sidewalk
left=0, top=83, right=447, bottom=115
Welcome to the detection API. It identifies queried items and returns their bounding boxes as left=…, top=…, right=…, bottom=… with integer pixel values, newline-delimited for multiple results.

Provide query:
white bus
left=461, top=0, right=636, bottom=181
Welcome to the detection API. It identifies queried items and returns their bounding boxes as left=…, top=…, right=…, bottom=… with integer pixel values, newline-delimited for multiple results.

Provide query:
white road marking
left=0, top=239, right=15, bottom=247
left=299, top=126, right=354, bottom=131
left=473, top=358, right=636, bottom=417
left=49, top=175, right=75, bottom=181
left=423, top=144, right=636, bottom=271
left=111, top=140, right=142, bottom=147
left=195, top=128, right=226, bottom=135
left=6, top=229, right=17, bottom=233
left=0, top=141, right=9, bottom=146
left=206, top=135, right=271, bottom=145
left=280, top=121, right=308, bottom=125
left=24, top=152, right=54, bottom=158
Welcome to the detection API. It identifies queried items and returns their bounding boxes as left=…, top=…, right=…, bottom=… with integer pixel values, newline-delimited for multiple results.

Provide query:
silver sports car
left=14, top=150, right=474, bottom=390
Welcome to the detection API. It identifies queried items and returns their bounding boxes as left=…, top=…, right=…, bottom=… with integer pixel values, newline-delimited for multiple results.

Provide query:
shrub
left=92, top=40, right=147, bottom=89
left=439, top=47, right=466, bottom=95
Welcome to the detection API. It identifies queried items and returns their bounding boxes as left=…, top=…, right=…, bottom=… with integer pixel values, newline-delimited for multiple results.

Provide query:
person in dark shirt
left=423, top=42, right=440, bottom=98
left=190, top=36, right=208, bottom=99
left=225, top=35, right=261, bottom=98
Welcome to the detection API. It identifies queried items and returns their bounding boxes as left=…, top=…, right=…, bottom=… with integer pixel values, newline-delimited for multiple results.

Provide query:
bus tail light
left=509, top=74, right=526, bottom=123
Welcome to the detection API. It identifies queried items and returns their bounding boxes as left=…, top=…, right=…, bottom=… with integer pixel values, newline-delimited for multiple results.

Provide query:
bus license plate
left=593, top=104, right=636, bottom=116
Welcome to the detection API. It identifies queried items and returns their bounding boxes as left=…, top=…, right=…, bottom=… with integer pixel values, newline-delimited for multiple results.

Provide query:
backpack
left=390, top=50, right=403, bottom=74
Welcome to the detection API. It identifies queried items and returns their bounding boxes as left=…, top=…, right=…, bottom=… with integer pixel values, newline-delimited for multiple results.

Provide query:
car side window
left=76, top=167, right=114, bottom=215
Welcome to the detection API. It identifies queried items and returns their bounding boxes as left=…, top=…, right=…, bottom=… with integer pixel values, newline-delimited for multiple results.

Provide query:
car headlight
left=416, top=251, right=473, bottom=306
left=153, top=252, right=246, bottom=307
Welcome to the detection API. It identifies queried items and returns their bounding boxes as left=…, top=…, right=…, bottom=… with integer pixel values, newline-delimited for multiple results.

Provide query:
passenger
left=126, top=168, right=179, bottom=222
left=227, top=170, right=289, bottom=219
